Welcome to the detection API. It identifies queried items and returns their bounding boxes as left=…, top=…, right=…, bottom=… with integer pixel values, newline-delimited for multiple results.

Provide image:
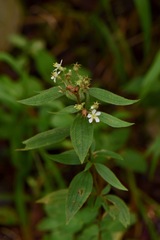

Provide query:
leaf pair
left=19, top=86, right=138, bottom=107
left=66, top=163, right=127, bottom=223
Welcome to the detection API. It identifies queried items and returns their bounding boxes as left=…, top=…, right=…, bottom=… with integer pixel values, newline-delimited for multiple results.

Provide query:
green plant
left=0, top=37, right=62, bottom=240
left=19, top=60, right=138, bottom=239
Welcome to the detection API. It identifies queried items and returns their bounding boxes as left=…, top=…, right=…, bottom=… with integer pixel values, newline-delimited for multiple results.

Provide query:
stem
left=76, top=91, right=81, bottom=104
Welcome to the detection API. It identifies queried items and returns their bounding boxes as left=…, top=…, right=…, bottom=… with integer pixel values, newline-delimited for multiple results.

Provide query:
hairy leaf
left=47, top=150, right=81, bottom=165
left=59, top=105, right=79, bottom=114
left=94, top=163, right=127, bottom=191
left=37, top=189, right=68, bottom=204
left=19, top=86, right=64, bottom=106
left=100, top=112, right=134, bottom=128
left=70, top=114, right=94, bottom=163
left=66, top=171, right=93, bottom=223
left=23, top=127, right=69, bottom=150
left=94, top=149, right=123, bottom=162
left=89, top=88, right=138, bottom=106
left=107, top=194, right=130, bottom=227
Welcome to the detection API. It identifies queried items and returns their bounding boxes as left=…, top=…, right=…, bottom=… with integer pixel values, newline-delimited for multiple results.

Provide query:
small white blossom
left=51, top=60, right=64, bottom=82
left=51, top=71, right=60, bottom=82
left=87, top=109, right=101, bottom=123
left=53, top=59, right=63, bottom=71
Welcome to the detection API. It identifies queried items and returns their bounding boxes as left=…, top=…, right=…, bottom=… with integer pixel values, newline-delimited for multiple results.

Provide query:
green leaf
left=0, top=52, right=23, bottom=75
left=116, top=149, right=147, bottom=173
left=134, top=0, right=151, bottom=54
left=107, top=194, right=130, bottom=227
left=33, top=48, right=56, bottom=80
left=94, top=163, right=127, bottom=191
left=94, top=149, right=123, bottom=162
left=147, top=134, right=160, bottom=178
left=18, top=87, right=64, bottom=106
left=22, top=127, right=70, bottom=150
left=141, top=51, right=160, bottom=96
left=100, top=112, right=134, bottom=128
left=90, top=16, right=126, bottom=81
left=70, top=114, right=94, bottom=163
left=47, top=150, right=81, bottom=165
left=59, top=105, right=79, bottom=114
left=37, top=189, right=68, bottom=204
left=89, top=88, right=138, bottom=106
left=101, top=185, right=111, bottom=195
left=78, top=224, right=99, bottom=240
left=66, top=171, right=93, bottom=223
left=52, top=112, right=74, bottom=128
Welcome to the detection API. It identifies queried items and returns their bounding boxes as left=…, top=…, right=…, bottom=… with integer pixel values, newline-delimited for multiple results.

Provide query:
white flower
left=51, top=60, right=64, bottom=82
left=51, top=71, right=60, bottom=82
left=87, top=109, right=101, bottom=123
left=53, top=59, right=63, bottom=71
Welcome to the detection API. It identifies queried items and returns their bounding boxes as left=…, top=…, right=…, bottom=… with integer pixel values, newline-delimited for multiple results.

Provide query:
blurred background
left=1, top=0, right=160, bottom=239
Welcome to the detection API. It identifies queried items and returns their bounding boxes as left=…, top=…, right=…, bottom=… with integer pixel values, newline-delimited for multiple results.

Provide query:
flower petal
left=92, top=109, right=96, bottom=114
left=95, top=117, right=100, bottom=122
left=87, top=114, right=92, bottom=118
left=96, top=111, right=101, bottom=116
left=89, top=118, right=93, bottom=123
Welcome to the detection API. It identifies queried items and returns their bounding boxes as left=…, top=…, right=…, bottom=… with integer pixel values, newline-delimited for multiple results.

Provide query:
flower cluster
left=76, top=76, right=90, bottom=90
left=51, top=60, right=101, bottom=124
left=74, top=101, right=101, bottom=124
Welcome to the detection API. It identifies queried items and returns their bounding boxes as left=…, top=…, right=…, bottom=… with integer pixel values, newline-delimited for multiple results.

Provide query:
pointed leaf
left=94, top=149, right=123, bottom=161
left=66, top=171, right=93, bottom=223
left=47, top=150, right=81, bottom=165
left=100, top=112, right=134, bottom=128
left=70, top=115, right=94, bottom=163
left=94, top=163, right=127, bottom=191
left=107, top=194, right=130, bottom=227
left=37, top=189, right=68, bottom=204
left=89, top=88, right=138, bottom=106
left=23, top=127, right=69, bottom=150
left=59, top=105, right=79, bottom=114
left=19, top=86, right=64, bottom=106
left=141, top=51, right=160, bottom=96
left=134, top=0, right=151, bottom=54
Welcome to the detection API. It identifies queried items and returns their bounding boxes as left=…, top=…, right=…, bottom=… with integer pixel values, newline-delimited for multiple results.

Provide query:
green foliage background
left=0, top=0, right=160, bottom=239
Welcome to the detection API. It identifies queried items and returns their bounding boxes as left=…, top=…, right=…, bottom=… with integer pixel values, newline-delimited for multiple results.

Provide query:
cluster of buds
left=74, top=102, right=85, bottom=111
left=73, top=63, right=81, bottom=72
left=76, top=76, right=91, bottom=90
